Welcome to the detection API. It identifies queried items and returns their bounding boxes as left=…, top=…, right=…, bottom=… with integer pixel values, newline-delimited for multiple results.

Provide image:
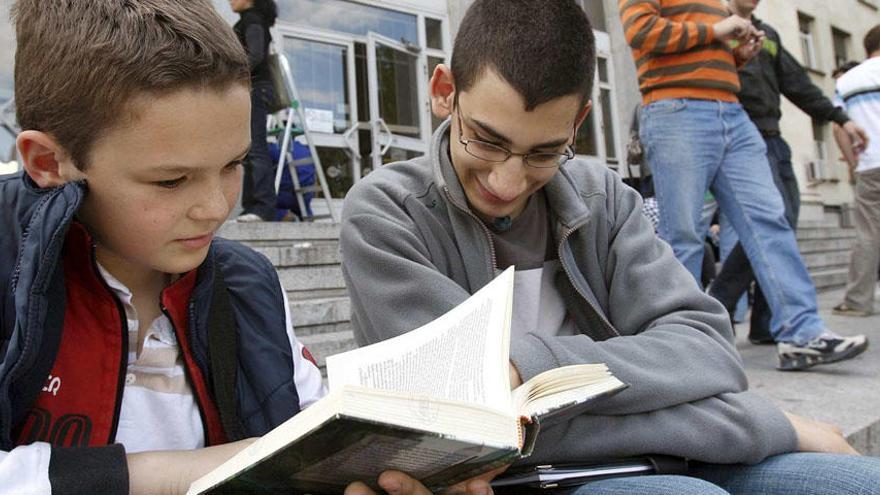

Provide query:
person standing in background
left=619, top=0, right=869, bottom=371
left=708, top=0, right=869, bottom=344
left=833, top=25, right=880, bottom=317
left=231, top=0, right=279, bottom=222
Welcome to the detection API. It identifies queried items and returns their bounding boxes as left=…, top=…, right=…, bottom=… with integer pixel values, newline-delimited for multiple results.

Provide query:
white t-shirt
left=836, top=57, right=880, bottom=172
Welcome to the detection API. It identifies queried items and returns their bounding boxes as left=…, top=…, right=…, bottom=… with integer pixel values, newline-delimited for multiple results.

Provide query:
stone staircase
left=218, top=222, right=354, bottom=371
left=218, top=211, right=858, bottom=370
left=796, top=213, right=857, bottom=292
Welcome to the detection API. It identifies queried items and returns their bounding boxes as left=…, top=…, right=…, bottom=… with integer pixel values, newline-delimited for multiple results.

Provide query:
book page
left=327, top=268, right=515, bottom=411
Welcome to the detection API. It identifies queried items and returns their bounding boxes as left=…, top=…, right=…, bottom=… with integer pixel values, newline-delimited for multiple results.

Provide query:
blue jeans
left=565, top=453, right=880, bottom=494
left=711, top=136, right=801, bottom=340
left=241, top=79, right=278, bottom=220
left=640, top=99, right=823, bottom=345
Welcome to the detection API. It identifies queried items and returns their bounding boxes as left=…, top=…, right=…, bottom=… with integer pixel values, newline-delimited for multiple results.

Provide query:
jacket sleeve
left=244, top=24, right=267, bottom=72
left=510, top=174, right=749, bottom=417
left=340, top=181, right=473, bottom=349
left=619, top=0, right=716, bottom=54
left=525, top=392, right=797, bottom=465
left=1, top=443, right=129, bottom=495
left=778, top=46, right=850, bottom=125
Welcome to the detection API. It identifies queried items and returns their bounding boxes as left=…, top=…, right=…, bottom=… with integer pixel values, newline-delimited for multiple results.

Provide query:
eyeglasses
left=456, top=111, right=576, bottom=169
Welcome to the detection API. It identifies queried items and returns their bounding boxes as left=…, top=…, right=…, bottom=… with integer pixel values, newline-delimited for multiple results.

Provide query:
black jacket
left=737, top=16, right=849, bottom=134
left=234, top=9, right=272, bottom=83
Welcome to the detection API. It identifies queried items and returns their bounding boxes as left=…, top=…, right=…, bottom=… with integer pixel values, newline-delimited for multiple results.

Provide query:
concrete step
left=252, top=242, right=340, bottom=267
left=796, top=227, right=856, bottom=241
left=801, top=250, right=851, bottom=271
left=289, top=296, right=351, bottom=328
left=798, top=237, right=856, bottom=255
left=299, top=330, right=358, bottom=367
left=218, top=221, right=340, bottom=244
left=278, top=266, right=346, bottom=293
left=810, top=267, right=849, bottom=292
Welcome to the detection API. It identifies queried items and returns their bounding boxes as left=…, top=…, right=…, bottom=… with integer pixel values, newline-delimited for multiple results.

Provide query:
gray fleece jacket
left=340, top=119, right=797, bottom=465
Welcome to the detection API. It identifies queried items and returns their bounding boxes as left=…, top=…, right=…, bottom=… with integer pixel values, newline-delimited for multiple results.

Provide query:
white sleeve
left=280, top=282, right=327, bottom=409
left=0, top=443, right=52, bottom=495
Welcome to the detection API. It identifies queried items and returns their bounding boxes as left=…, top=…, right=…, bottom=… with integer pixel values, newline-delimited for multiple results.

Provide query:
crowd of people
left=1, top=0, right=879, bottom=494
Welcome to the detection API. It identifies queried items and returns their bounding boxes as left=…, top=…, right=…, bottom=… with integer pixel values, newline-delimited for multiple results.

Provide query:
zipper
left=443, top=186, right=498, bottom=273
left=161, top=303, right=211, bottom=445
left=89, top=245, right=129, bottom=443
left=557, top=225, right=620, bottom=339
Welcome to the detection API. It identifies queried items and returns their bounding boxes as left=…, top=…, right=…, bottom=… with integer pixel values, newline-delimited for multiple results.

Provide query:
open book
left=188, top=268, right=627, bottom=494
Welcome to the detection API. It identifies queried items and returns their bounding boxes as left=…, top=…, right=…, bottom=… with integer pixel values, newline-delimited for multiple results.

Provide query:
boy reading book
left=0, top=1, right=327, bottom=493
left=340, top=0, right=880, bottom=493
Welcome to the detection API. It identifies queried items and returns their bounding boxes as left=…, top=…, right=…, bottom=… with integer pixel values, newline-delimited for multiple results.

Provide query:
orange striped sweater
left=619, top=0, right=740, bottom=104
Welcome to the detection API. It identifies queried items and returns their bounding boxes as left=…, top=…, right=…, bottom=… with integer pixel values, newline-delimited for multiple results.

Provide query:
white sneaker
left=777, top=333, right=868, bottom=371
left=236, top=213, right=263, bottom=223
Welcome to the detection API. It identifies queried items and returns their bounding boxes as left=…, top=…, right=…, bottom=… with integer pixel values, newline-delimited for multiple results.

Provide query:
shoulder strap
left=207, top=268, right=246, bottom=441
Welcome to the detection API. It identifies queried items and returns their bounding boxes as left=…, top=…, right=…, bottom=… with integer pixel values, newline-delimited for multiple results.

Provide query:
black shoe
left=749, top=335, right=776, bottom=345
left=777, top=334, right=869, bottom=371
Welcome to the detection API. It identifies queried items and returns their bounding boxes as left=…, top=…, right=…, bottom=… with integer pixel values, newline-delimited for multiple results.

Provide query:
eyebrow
left=469, top=117, right=571, bottom=150
left=152, top=145, right=251, bottom=174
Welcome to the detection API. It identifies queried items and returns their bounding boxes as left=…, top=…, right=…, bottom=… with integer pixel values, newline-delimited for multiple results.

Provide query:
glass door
left=278, top=27, right=361, bottom=197
left=366, top=32, right=428, bottom=172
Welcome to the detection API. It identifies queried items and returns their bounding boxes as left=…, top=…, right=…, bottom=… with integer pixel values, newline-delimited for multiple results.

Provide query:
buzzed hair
left=451, top=0, right=596, bottom=111
left=865, top=24, right=880, bottom=56
left=12, top=0, right=250, bottom=169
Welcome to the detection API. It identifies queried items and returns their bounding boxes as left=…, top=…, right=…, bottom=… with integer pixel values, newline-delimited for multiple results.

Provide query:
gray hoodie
left=340, top=119, right=797, bottom=465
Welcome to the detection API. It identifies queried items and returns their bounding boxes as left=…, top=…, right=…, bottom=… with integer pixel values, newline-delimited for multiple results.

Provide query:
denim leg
left=241, top=80, right=278, bottom=220
left=640, top=99, right=720, bottom=284
left=709, top=105, right=824, bottom=344
left=564, top=475, right=729, bottom=495
left=689, top=453, right=880, bottom=494
left=710, top=136, right=797, bottom=324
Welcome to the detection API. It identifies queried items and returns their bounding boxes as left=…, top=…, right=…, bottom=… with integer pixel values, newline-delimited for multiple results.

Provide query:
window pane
left=284, top=38, right=351, bottom=133
left=600, top=88, right=617, bottom=160
left=375, top=44, right=421, bottom=138
left=597, top=58, right=609, bottom=83
left=317, top=146, right=355, bottom=198
left=425, top=18, right=443, bottom=50
left=277, top=0, right=418, bottom=45
left=576, top=112, right=598, bottom=157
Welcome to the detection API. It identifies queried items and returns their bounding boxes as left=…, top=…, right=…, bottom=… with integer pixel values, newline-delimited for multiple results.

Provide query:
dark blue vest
left=0, top=173, right=301, bottom=449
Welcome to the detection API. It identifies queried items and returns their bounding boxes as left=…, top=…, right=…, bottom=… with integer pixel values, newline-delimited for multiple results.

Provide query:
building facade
left=0, top=0, right=876, bottom=212
left=749, top=0, right=880, bottom=217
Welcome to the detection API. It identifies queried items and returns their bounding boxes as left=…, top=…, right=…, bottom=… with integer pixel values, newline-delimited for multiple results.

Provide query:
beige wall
left=752, top=0, right=880, bottom=211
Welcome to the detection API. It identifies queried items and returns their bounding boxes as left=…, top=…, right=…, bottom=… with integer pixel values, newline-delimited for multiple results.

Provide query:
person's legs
left=565, top=475, right=729, bottom=495
left=708, top=104, right=824, bottom=346
left=690, top=452, right=880, bottom=494
left=750, top=136, right=799, bottom=341
left=840, top=167, right=880, bottom=313
left=640, top=99, right=721, bottom=284
left=240, top=80, right=278, bottom=221
left=709, top=136, right=797, bottom=343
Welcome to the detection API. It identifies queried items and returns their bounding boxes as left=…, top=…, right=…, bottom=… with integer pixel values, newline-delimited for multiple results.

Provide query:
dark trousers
left=709, top=136, right=799, bottom=341
left=241, top=80, right=278, bottom=220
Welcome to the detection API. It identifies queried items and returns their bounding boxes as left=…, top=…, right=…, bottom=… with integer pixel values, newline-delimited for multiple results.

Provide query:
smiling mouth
left=476, top=179, right=514, bottom=205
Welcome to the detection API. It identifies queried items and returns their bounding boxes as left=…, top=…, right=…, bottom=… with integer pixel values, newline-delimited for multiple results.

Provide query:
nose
left=189, top=179, right=232, bottom=222
left=486, top=156, right=529, bottom=201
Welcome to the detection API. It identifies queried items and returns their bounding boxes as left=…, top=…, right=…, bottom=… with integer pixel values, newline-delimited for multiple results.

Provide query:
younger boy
left=0, top=1, right=325, bottom=493
left=341, top=1, right=880, bottom=493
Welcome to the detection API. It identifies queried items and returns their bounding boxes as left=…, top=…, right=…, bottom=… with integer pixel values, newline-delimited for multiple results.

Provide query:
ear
left=17, top=130, right=84, bottom=188
left=429, top=64, right=456, bottom=120
left=574, top=101, right=593, bottom=133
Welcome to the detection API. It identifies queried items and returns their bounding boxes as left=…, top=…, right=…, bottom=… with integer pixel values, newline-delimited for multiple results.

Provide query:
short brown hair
left=12, top=0, right=250, bottom=169
left=865, top=24, right=880, bottom=56
left=451, top=0, right=595, bottom=111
